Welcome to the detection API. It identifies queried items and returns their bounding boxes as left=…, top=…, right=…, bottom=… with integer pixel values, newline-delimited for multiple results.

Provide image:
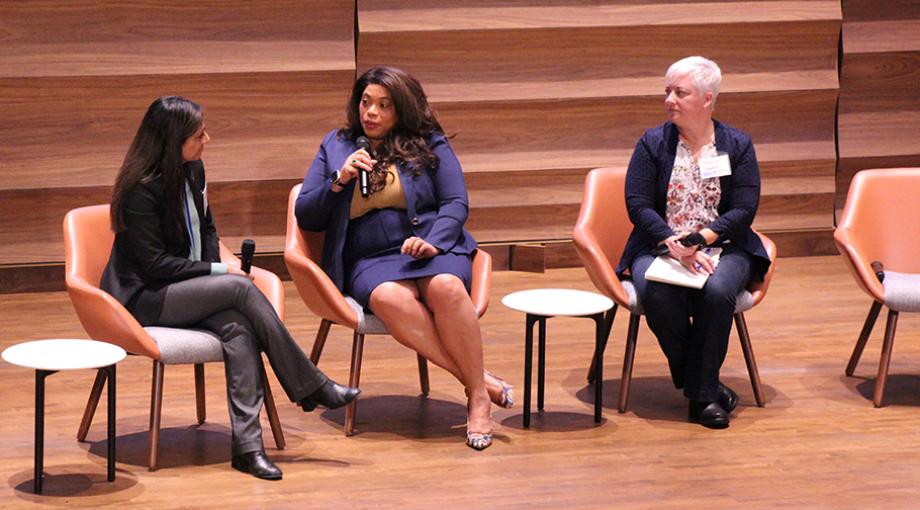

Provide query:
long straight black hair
left=110, top=96, right=203, bottom=238
left=340, top=66, right=444, bottom=191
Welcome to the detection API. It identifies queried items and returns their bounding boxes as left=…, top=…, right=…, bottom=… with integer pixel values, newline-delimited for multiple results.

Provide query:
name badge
left=698, top=153, right=732, bottom=179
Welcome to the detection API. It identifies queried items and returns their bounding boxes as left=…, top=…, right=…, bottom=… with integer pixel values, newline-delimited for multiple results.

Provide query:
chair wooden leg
left=847, top=301, right=883, bottom=376
left=417, top=354, right=430, bottom=396
left=149, top=361, right=165, bottom=471
left=310, top=319, right=332, bottom=365
left=194, top=363, right=206, bottom=425
left=873, top=309, right=899, bottom=408
left=617, top=313, right=640, bottom=413
left=259, top=360, right=285, bottom=450
left=77, top=369, right=107, bottom=441
left=735, top=313, right=766, bottom=407
left=587, top=305, right=617, bottom=383
left=344, top=332, right=365, bottom=436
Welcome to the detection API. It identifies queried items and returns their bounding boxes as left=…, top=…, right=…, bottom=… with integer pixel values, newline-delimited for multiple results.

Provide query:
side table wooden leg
left=106, top=365, right=116, bottom=482
left=523, top=314, right=537, bottom=428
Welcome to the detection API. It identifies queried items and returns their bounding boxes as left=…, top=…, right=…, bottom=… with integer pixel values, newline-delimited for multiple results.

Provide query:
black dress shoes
left=300, top=380, right=361, bottom=412
left=231, top=450, right=282, bottom=480
left=717, top=382, right=739, bottom=413
left=688, top=400, right=730, bottom=429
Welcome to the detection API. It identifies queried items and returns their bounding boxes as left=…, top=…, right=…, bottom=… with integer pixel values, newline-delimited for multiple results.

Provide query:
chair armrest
left=283, top=243, right=359, bottom=329
left=65, top=278, right=161, bottom=359
left=835, top=226, right=885, bottom=302
left=470, top=249, right=491, bottom=318
left=573, top=229, right=632, bottom=307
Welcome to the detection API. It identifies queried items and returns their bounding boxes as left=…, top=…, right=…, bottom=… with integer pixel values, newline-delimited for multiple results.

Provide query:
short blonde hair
left=666, top=56, right=722, bottom=105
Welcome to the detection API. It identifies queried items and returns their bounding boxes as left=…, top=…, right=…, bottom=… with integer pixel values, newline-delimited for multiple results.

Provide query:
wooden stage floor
left=1, top=256, right=919, bottom=509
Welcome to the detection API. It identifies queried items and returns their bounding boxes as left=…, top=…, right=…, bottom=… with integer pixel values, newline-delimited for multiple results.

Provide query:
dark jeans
left=157, top=274, right=327, bottom=455
left=630, top=246, right=753, bottom=402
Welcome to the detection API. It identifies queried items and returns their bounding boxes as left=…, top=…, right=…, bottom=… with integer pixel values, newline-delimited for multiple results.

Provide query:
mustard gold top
left=349, top=164, right=407, bottom=219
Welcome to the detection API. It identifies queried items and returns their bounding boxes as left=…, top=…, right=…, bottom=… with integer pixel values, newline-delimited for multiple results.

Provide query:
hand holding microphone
left=355, top=136, right=372, bottom=198
left=332, top=137, right=376, bottom=196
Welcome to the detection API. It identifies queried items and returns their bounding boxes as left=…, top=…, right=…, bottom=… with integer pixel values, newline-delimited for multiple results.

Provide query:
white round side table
left=502, top=288, right=614, bottom=428
left=2, top=339, right=126, bottom=494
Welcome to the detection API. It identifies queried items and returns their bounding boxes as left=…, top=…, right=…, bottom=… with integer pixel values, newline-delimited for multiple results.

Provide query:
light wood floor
left=1, top=256, right=919, bottom=509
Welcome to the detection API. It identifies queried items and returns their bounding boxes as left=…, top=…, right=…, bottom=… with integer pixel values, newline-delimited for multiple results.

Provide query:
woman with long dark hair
left=102, top=96, right=359, bottom=479
left=296, top=67, right=512, bottom=450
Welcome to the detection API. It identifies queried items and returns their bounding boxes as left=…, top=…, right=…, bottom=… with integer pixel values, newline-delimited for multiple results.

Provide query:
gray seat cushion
left=345, top=297, right=389, bottom=335
left=620, top=280, right=756, bottom=316
left=144, top=327, right=224, bottom=365
left=883, top=271, right=920, bottom=312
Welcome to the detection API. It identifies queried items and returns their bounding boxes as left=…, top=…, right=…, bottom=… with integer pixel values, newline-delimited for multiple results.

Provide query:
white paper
left=644, top=248, right=722, bottom=289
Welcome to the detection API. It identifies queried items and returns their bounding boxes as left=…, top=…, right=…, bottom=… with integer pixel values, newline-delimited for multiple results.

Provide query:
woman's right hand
left=334, top=149, right=376, bottom=186
left=661, top=235, right=697, bottom=260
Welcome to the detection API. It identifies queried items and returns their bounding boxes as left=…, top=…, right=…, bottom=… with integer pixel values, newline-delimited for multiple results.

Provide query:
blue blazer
left=617, top=120, right=771, bottom=281
left=295, top=130, right=477, bottom=291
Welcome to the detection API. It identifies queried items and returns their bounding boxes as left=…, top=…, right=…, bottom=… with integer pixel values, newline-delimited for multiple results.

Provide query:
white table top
left=2, top=339, right=126, bottom=371
left=502, top=288, right=614, bottom=317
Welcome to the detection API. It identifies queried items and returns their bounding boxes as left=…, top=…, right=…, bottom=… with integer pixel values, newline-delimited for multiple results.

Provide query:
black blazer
left=101, top=160, right=220, bottom=326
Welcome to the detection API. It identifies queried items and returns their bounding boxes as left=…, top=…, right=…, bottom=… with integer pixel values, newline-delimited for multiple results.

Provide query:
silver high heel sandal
left=486, top=370, right=514, bottom=409
left=466, top=430, right=493, bottom=451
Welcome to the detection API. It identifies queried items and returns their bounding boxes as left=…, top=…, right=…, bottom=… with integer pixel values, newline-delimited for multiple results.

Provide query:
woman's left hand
left=402, top=236, right=438, bottom=259
left=680, top=249, right=715, bottom=275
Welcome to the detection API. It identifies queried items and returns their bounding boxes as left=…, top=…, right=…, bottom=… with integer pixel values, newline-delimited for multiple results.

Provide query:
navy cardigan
left=616, top=120, right=771, bottom=281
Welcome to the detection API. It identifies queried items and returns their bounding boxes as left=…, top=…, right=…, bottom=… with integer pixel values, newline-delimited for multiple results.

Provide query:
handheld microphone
left=356, top=136, right=372, bottom=198
left=240, top=239, right=255, bottom=274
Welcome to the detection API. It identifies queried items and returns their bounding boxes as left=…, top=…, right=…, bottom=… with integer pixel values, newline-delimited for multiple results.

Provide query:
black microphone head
left=355, top=136, right=371, bottom=153
left=240, top=239, right=255, bottom=274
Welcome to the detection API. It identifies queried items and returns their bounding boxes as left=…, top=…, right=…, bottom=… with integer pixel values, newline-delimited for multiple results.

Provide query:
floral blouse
left=665, top=140, right=721, bottom=234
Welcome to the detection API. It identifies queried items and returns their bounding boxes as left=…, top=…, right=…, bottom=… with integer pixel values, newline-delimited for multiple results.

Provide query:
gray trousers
left=158, top=274, right=327, bottom=455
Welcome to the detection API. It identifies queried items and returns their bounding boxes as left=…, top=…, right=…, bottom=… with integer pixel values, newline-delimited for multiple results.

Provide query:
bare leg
left=417, top=274, right=490, bottom=435
left=369, top=281, right=465, bottom=380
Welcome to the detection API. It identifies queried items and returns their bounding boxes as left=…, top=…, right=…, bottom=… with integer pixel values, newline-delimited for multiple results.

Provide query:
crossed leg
left=368, top=274, right=501, bottom=435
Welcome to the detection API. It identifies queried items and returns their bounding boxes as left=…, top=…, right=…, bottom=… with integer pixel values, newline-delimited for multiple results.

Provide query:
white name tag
left=698, top=154, right=732, bottom=179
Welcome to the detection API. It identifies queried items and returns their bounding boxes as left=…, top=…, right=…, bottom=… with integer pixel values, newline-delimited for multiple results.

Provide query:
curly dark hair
left=339, top=66, right=445, bottom=192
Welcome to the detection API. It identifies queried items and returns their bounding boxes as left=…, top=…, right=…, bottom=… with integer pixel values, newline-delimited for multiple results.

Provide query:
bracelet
left=330, top=171, right=343, bottom=187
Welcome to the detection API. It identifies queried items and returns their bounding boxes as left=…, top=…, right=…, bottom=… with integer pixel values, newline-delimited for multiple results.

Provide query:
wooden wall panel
left=359, top=0, right=841, bottom=249
left=0, top=1, right=355, bottom=268
left=837, top=0, right=920, bottom=212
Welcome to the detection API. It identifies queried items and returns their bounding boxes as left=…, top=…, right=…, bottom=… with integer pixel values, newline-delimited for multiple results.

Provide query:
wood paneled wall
left=837, top=0, right=920, bottom=212
left=5, top=1, right=918, bottom=289
left=358, top=0, right=841, bottom=245
left=0, top=1, right=355, bottom=265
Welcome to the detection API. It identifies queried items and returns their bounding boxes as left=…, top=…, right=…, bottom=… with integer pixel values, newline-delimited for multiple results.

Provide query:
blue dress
left=344, top=207, right=472, bottom=307
left=295, top=130, right=479, bottom=309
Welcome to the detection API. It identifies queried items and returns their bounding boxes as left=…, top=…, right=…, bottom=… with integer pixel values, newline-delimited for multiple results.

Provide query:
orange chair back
left=64, top=205, right=162, bottom=358
left=836, top=168, right=920, bottom=302
left=573, top=167, right=634, bottom=307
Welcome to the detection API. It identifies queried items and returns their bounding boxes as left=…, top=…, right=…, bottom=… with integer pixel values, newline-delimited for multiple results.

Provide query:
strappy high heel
left=486, top=370, right=514, bottom=409
left=466, top=429, right=493, bottom=451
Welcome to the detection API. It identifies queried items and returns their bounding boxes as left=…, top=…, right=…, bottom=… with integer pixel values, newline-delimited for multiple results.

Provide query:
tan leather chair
left=284, top=184, right=491, bottom=435
left=572, top=167, right=773, bottom=412
left=835, top=168, right=920, bottom=407
left=64, top=204, right=285, bottom=470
